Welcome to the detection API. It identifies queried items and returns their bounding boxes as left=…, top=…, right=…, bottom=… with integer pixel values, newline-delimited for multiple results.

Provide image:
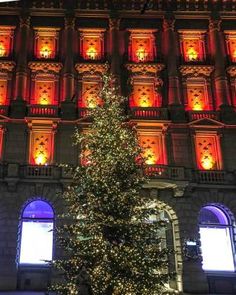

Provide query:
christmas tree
left=53, top=74, right=173, bottom=295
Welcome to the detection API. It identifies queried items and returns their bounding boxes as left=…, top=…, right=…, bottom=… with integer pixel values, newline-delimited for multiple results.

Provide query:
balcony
left=20, top=165, right=61, bottom=179
left=194, top=170, right=229, bottom=184
left=35, top=50, right=56, bottom=60
left=130, top=107, right=168, bottom=120
left=145, top=165, right=185, bottom=180
left=27, top=105, right=59, bottom=117
left=188, top=111, right=219, bottom=121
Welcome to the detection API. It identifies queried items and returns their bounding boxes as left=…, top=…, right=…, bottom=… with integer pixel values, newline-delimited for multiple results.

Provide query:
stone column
left=11, top=13, right=30, bottom=118
left=208, top=16, right=231, bottom=108
left=109, top=16, right=121, bottom=87
left=63, top=14, right=75, bottom=101
left=162, top=13, right=185, bottom=122
left=15, top=13, right=30, bottom=101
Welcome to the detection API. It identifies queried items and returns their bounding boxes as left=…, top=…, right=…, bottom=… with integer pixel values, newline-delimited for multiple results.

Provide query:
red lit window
left=0, top=126, right=4, bottom=160
left=0, top=79, right=8, bottom=105
left=80, top=30, right=104, bottom=61
left=194, top=134, right=222, bottom=170
left=130, top=82, right=160, bottom=108
left=180, top=32, right=205, bottom=62
left=29, top=124, right=55, bottom=166
left=34, top=28, right=58, bottom=59
left=139, top=134, right=166, bottom=165
left=0, top=27, right=14, bottom=57
left=34, top=80, right=55, bottom=105
left=186, top=82, right=210, bottom=111
left=79, top=81, right=101, bottom=108
left=128, top=30, right=156, bottom=62
left=225, top=33, right=236, bottom=62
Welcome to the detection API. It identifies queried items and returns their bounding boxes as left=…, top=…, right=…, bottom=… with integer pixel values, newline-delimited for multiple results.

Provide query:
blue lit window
left=19, top=200, right=54, bottom=265
left=199, top=205, right=235, bottom=272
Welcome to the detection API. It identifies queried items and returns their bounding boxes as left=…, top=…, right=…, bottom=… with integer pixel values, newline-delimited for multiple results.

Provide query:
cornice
left=75, top=62, right=108, bottom=75
left=28, top=61, right=63, bottom=74
left=0, top=61, right=16, bottom=72
left=126, top=63, right=165, bottom=76
left=179, top=65, right=214, bottom=78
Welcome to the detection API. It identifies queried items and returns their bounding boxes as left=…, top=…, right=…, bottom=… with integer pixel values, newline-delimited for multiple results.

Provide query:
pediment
left=189, top=117, right=225, bottom=128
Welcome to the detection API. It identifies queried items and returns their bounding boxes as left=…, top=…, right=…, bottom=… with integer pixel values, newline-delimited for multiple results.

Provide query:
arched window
left=199, top=205, right=235, bottom=271
left=19, top=200, right=54, bottom=265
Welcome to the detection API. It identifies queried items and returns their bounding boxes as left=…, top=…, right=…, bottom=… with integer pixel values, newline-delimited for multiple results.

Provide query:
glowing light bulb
left=0, top=44, right=6, bottom=57
left=86, top=47, right=97, bottom=60
left=40, top=47, right=52, bottom=58
left=192, top=101, right=203, bottom=111
left=35, top=153, right=47, bottom=165
left=136, top=48, right=147, bottom=62
left=201, top=155, right=214, bottom=170
left=187, top=48, right=198, bottom=61
left=144, top=149, right=156, bottom=165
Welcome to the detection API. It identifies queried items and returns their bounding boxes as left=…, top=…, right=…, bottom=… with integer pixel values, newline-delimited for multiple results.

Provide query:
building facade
left=0, top=0, right=236, bottom=293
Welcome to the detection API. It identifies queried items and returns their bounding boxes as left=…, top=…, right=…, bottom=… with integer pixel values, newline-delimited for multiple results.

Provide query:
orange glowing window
left=130, top=83, right=159, bottom=108
left=30, top=131, right=53, bottom=165
left=0, top=28, right=13, bottom=57
left=195, top=134, right=222, bottom=170
left=35, top=28, right=59, bottom=59
left=79, top=81, right=101, bottom=108
left=0, top=80, right=7, bottom=105
left=130, top=34, right=155, bottom=62
left=139, top=134, right=166, bottom=165
left=80, top=30, right=104, bottom=61
left=181, top=35, right=205, bottom=62
left=226, top=34, right=236, bottom=62
left=35, top=80, right=55, bottom=105
left=186, top=84, right=209, bottom=111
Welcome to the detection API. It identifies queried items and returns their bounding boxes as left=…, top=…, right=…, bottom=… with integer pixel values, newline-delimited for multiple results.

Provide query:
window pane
left=200, top=227, right=234, bottom=271
left=23, top=200, right=54, bottom=219
left=19, top=221, right=53, bottom=265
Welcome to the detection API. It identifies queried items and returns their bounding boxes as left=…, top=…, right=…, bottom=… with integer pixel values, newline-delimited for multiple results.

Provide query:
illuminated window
left=34, top=28, right=59, bottom=59
left=79, top=29, right=105, bottom=61
left=35, top=80, right=55, bottom=105
left=0, top=27, right=14, bottom=57
left=139, top=134, right=166, bottom=165
left=194, top=133, right=222, bottom=170
left=19, top=200, right=54, bottom=265
left=199, top=205, right=235, bottom=272
left=79, top=80, right=101, bottom=108
left=0, top=79, right=7, bottom=105
left=186, top=82, right=210, bottom=111
left=128, top=30, right=156, bottom=62
left=180, top=31, right=205, bottom=62
left=225, top=32, right=236, bottom=62
left=130, top=82, right=160, bottom=108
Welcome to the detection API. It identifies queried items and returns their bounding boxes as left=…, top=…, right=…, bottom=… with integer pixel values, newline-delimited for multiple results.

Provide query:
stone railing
left=145, top=165, right=185, bottom=180
left=20, top=165, right=61, bottom=179
left=188, top=111, right=219, bottom=121
left=27, top=105, right=59, bottom=117
left=130, top=107, right=168, bottom=120
left=194, top=170, right=231, bottom=184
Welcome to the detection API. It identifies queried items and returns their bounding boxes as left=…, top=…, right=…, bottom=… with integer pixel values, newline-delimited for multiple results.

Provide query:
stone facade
left=0, top=0, right=236, bottom=293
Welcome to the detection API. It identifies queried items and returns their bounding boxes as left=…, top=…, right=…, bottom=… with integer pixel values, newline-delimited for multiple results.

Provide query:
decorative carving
left=20, top=14, right=30, bottom=28
left=209, top=18, right=221, bottom=32
left=64, top=16, right=75, bottom=30
left=227, top=66, right=236, bottom=78
left=109, top=18, right=120, bottom=30
left=179, top=65, right=214, bottom=78
left=163, top=16, right=175, bottom=32
left=28, top=62, right=63, bottom=74
left=126, top=63, right=165, bottom=76
left=75, top=63, right=108, bottom=76
left=0, top=61, right=15, bottom=72
left=187, top=84, right=207, bottom=111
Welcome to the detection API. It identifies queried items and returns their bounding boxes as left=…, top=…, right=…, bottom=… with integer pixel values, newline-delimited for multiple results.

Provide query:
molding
left=227, top=66, right=236, bottom=78
left=126, top=63, right=165, bottom=76
left=0, top=61, right=15, bottom=72
left=28, top=62, right=63, bottom=74
left=179, top=65, right=214, bottom=78
left=75, top=63, right=108, bottom=75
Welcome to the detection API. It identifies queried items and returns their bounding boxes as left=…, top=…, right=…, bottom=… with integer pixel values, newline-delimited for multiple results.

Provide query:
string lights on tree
left=52, top=73, right=175, bottom=295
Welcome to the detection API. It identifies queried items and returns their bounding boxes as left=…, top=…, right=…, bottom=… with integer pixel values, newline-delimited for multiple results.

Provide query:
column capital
left=209, top=17, right=221, bottom=32
left=163, top=14, right=175, bottom=32
left=109, top=17, right=120, bottom=31
left=20, top=14, right=30, bottom=28
left=64, top=15, right=75, bottom=30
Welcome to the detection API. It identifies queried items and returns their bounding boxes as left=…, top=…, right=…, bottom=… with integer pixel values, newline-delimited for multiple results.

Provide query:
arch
left=150, top=200, right=183, bottom=293
left=18, top=198, right=54, bottom=265
left=199, top=204, right=235, bottom=272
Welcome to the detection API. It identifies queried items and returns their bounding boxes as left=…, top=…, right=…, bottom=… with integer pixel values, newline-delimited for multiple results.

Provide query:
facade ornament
left=0, top=61, right=16, bottom=73
left=163, top=14, right=175, bottom=32
left=126, top=63, right=165, bottom=76
left=226, top=66, right=236, bottom=78
left=209, top=17, right=221, bottom=32
left=64, top=15, right=75, bottom=30
left=109, top=17, right=120, bottom=31
left=75, top=63, right=108, bottom=76
left=28, top=62, right=63, bottom=74
left=20, top=14, right=31, bottom=28
left=179, top=65, right=214, bottom=78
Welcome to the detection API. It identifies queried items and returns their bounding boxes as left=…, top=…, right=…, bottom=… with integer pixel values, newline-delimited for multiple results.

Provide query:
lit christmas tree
left=53, top=74, right=173, bottom=295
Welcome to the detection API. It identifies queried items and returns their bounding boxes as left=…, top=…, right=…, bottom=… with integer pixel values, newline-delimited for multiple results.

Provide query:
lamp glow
left=201, top=155, right=214, bottom=170
left=86, top=47, right=97, bottom=60
left=35, top=153, right=47, bottom=165
left=39, top=95, right=49, bottom=105
left=140, top=96, right=151, bottom=107
left=187, top=48, right=198, bottom=61
left=40, top=47, right=52, bottom=59
left=0, top=44, right=6, bottom=57
left=144, top=149, right=156, bottom=165
left=136, top=48, right=147, bottom=62
left=192, top=101, right=203, bottom=111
